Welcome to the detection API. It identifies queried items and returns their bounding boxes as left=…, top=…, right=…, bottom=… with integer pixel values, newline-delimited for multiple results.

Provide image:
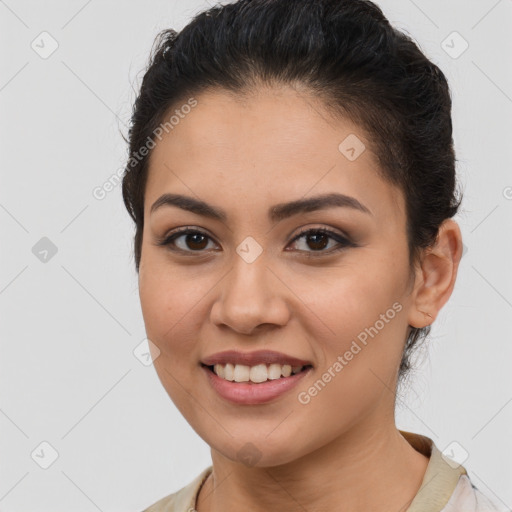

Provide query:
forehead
left=145, top=87, right=405, bottom=225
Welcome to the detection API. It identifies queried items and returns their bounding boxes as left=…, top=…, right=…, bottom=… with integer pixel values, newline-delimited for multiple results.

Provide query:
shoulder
left=141, top=466, right=212, bottom=512
left=441, top=474, right=511, bottom=512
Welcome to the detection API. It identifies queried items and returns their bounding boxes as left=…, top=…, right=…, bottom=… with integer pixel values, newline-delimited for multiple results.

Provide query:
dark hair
left=121, top=0, right=463, bottom=388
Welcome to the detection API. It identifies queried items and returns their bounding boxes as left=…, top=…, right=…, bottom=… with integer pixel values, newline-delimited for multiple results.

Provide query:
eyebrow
left=150, top=192, right=372, bottom=222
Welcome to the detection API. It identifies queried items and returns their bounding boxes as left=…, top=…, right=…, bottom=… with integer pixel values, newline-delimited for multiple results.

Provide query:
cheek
left=139, top=248, right=196, bottom=331
left=295, top=255, right=409, bottom=383
left=291, top=271, right=407, bottom=434
left=138, top=263, right=173, bottom=339
left=138, top=257, right=208, bottom=414
left=138, top=252, right=216, bottom=366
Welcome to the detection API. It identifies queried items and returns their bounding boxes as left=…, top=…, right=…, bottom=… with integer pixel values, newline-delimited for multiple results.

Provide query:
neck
left=196, top=421, right=430, bottom=512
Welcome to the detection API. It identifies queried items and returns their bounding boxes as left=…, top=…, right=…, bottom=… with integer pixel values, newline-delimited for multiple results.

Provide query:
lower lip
left=201, top=364, right=313, bottom=405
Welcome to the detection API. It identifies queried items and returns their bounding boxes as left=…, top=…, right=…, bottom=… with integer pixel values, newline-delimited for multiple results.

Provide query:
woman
left=122, top=0, right=508, bottom=510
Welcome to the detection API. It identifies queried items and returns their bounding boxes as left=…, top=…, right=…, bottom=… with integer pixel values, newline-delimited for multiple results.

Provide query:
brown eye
left=182, top=232, right=208, bottom=250
left=156, top=226, right=354, bottom=257
left=157, top=228, right=218, bottom=253
left=287, top=228, right=353, bottom=255
left=303, top=232, right=329, bottom=250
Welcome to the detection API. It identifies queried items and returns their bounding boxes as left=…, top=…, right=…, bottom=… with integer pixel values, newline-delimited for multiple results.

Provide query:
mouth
left=201, top=361, right=314, bottom=405
left=201, top=362, right=314, bottom=384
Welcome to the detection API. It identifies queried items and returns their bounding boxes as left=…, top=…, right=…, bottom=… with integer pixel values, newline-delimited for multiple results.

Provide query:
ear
left=408, top=219, right=463, bottom=328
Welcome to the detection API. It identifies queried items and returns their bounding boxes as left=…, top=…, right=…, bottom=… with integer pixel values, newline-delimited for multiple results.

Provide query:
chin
left=209, top=434, right=308, bottom=469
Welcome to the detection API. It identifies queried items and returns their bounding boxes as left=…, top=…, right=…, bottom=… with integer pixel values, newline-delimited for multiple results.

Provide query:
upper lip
left=201, top=350, right=313, bottom=368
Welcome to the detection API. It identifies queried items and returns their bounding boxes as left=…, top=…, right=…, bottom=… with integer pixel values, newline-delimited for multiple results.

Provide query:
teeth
left=223, top=363, right=234, bottom=381
left=214, top=363, right=226, bottom=379
left=211, top=363, right=305, bottom=383
left=250, top=364, right=268, bottom=383
left=268, top=363, right=283, bottom=380
left=233, top=364, right=250, bottom=382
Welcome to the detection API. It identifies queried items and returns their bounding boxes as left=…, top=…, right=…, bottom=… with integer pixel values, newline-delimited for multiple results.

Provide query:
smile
left=205, top=362, right=312, bottom=383
left=201, top=363, right=313, bottom=404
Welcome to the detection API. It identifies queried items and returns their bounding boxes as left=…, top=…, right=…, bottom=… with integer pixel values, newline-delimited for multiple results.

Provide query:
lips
left=201, top=349, right=313, bottom=368
left=202, top=363, right=313, bottom=404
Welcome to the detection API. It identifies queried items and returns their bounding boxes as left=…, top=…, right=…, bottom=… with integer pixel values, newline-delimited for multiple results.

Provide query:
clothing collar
left=400, top=429, right=468, bottom=512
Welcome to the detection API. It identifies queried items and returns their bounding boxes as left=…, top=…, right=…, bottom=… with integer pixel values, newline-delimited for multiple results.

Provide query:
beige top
left=142, top=430, right=508, bottom=512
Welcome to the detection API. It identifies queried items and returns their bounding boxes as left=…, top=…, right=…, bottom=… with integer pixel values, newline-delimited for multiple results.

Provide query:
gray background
left=1, top=0, right=511, bottom=510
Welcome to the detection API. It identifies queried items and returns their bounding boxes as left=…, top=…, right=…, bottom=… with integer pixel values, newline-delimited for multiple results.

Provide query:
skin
left=138, top=85, right=463, bottom=512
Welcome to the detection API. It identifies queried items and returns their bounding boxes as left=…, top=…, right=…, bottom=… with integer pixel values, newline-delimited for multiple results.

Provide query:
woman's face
left=139, top=86, right=419, bottom=466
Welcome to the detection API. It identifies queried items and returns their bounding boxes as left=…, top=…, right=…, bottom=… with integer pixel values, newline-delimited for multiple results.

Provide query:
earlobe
left=418, top=310, right=433, bottom=324
left=407, top=219, right=463, bottom=328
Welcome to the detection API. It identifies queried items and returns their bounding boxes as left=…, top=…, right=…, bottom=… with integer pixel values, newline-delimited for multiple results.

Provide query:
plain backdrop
left=1, top=0, right=511, bottom=510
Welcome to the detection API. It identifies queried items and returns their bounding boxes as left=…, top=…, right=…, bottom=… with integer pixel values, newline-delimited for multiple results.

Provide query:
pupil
left=187, top=233, right=207, bottom=250
left=308, top=233, right=328, bottom=250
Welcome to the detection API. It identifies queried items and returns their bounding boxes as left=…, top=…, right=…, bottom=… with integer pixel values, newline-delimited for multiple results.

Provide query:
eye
left=156, top=227, right=219, bottom=254
left=155, top=226, right=354, bottom=256
left=287, top=227, right=354, bottom=255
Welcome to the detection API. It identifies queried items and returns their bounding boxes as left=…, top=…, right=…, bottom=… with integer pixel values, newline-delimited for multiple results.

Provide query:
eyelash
left=155, top=226, right=355, bottom=257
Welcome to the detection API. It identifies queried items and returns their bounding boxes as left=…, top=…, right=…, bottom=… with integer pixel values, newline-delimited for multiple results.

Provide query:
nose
left=210, top=256, right=291, bottom=336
